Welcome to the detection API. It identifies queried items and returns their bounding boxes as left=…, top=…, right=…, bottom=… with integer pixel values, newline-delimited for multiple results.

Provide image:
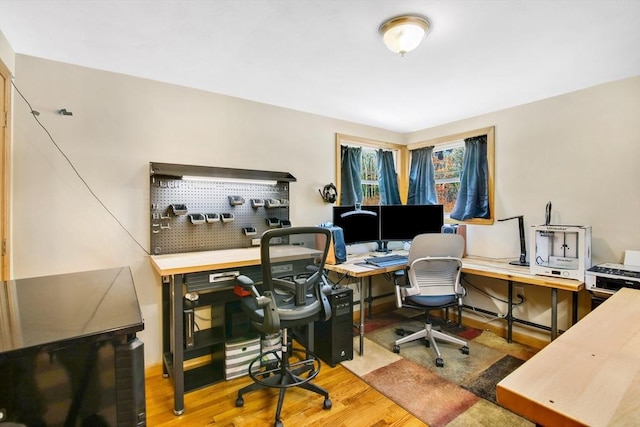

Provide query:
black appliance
left=293, top=287, right=353, bottom=367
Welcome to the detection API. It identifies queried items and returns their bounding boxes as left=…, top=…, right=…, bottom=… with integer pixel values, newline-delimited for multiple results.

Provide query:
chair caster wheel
left=323, top=398, right=332, bottom=409
left=461, top=346, right=470, bottom=355
left=435, top=358, right=444, bottom=367
left=235, top=396, right=244, bottom=407
left=395, top=328, right=405, bottom=336
left=392, top=345, right=400, bottom=353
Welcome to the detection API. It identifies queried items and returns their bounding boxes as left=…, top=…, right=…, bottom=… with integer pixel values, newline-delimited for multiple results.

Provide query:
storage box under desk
left=224, top=336, right=260, bottom=380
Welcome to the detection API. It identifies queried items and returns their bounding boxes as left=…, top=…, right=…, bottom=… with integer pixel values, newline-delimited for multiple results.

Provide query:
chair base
left=392, top=323, right=469, bottom=367
left=235, top=335, right=331, bottom=427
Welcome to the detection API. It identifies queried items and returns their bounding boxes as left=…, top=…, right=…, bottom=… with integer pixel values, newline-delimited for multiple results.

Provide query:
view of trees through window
left=433, top=142, right=464, bottom=214
left=361, top=148, right=380, bottom=205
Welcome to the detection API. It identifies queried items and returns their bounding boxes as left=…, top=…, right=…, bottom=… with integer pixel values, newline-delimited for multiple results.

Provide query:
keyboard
left=364, top=254, right=408, bottom=268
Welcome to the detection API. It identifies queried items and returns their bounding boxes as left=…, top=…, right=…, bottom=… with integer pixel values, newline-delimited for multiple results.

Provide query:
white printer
left=585, top=250, right=640, bottom=297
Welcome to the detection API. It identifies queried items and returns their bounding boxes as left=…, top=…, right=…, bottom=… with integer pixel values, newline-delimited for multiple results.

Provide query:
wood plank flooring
left=145, top=362, right=426, bottom=426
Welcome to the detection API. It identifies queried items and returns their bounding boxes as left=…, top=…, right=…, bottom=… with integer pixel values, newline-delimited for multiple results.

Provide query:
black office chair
left=234, top=226, right=333, bottom=427
left=392, top=233, right=470, bottom=367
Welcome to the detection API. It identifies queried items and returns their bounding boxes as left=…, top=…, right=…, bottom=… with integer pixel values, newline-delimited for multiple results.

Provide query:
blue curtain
left=408, top=146, right=437, bottom=205
left=377, top=149, right=401, bottom=205
left=450, top=136, right=490, bottom=220
left=340, top=145, right=362, bottom=205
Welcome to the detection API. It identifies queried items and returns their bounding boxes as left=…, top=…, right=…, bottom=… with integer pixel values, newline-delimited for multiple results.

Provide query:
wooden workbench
left=496, top=287, right=640, bottom=426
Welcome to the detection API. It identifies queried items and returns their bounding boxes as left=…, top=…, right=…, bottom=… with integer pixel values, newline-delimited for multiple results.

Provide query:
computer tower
left=313, top=287, right=353, bottom=367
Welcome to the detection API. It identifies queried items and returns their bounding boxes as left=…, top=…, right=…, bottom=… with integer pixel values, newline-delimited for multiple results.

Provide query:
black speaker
left=115, top=338, right=146, bottom=427
left=313, top=287, right=353, bottom=366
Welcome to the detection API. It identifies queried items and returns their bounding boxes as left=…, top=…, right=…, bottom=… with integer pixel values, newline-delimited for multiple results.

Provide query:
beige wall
left=10, top=54, right=400, bottom=365
left=406, top=76, right=640, bottom=341
left=6, top=45, right=640, bottom=362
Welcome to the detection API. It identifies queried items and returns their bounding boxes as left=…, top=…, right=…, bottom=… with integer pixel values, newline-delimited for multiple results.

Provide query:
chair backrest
left=259, top=226, right=332, bottom=327
left=405, top=233, right=465, bottom=299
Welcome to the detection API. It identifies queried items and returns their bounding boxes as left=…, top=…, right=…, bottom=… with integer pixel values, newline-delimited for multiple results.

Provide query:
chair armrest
left=258, top=291, right=280, bottom=334
left=236, top=274, right=261, bottom=299
left=236, top=275, right=281, bottom=333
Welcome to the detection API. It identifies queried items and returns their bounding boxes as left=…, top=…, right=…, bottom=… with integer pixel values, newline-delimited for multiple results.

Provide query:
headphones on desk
left=319, top=183, right=337, bottom=204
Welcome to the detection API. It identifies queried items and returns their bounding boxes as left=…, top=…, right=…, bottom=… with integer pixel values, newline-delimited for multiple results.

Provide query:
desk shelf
left=163, top=347, right=226, bottom=393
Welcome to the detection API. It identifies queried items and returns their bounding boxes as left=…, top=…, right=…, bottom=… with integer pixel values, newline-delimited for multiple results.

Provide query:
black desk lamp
left=498, top=215, right=529, bottom=266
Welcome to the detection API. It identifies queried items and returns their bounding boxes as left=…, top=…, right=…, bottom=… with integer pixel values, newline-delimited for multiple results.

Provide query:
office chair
left=392, top=233, right=470, bottom=367
left=234, top=226, right=333, bottom=427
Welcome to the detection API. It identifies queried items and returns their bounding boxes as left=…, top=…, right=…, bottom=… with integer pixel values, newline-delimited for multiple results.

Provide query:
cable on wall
left=11, top=80, right=150, bottom=256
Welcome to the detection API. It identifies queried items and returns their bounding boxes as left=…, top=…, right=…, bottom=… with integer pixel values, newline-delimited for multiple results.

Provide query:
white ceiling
left=1, top=0, right=639, bottom=133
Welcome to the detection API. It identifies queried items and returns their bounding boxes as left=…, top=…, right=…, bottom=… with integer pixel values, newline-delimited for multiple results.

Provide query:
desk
left=462, top=256, right=584, bottom=342
left=150, top=245, right=322, bottom=415
left=324, top=254, right=584, bottom=355
left=496, top=287, right=640, bottom=426
left=0, top=267, right=145, bottom=426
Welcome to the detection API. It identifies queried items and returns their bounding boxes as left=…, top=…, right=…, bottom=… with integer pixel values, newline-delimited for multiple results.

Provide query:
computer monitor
left=332, top=205, right=381, bottom=245
left=380, top=204, right=444, bottom=241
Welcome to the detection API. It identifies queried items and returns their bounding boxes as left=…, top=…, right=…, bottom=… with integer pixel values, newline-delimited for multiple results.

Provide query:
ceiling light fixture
left=379, top=15, right=430, bottom=56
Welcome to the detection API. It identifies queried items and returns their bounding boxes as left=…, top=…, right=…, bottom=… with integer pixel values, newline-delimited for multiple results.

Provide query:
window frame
left=407, top=126, right=495, bottom=225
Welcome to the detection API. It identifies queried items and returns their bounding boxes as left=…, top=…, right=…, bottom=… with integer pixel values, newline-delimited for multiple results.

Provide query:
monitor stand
left=375, top=240, right=389, bottom=253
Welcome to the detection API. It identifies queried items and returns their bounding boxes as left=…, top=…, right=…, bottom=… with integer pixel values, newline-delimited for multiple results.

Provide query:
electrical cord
left=462, top=291, right=505, bottom=325
left=462, top=276, right=525, bottom=307
left=11, top=80, right=151, bottom=256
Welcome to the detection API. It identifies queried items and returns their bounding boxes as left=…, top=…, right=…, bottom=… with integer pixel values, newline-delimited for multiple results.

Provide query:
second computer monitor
left=380, top=204, right=444, bottom=241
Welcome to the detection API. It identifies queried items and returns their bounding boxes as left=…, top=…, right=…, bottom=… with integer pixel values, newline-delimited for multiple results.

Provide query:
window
left=432, top=141, right=464, bottom=215
left=361, top=148, right=380, bottom=205
left=335, top=134, right=406, bottom=206
left=335, top=127, right=494, bottom=225
left=408, top=126, right=495, bottom=224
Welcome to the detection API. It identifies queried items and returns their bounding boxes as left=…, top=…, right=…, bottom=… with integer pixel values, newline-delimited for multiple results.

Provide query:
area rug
left=342, top=311, right=536, bottom=427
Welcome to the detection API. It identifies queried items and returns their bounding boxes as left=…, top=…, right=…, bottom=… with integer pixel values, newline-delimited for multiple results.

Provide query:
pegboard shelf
left=150, top=162, right=295, bottom=255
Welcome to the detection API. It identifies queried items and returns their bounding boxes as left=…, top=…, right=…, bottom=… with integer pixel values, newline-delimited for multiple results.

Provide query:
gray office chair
left=234, top=226, right=333, bottom=427
left=392, top=233, right=470, bottom=367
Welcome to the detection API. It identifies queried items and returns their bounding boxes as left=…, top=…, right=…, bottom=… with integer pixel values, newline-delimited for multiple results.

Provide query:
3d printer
left=530, top=225, right=592, bottom=281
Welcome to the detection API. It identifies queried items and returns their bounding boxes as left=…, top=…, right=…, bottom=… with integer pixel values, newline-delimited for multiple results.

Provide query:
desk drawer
left=185, top=266, right=262, bottom=293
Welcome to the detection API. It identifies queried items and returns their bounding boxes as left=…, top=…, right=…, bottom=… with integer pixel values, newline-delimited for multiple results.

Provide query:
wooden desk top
left=496, top=287, right=640, bottom=426
left=324, top=253, right=584, bottom=292
left=150, top=246, right=322, bottom=276
left=323, top=253, right=407, bottom=278
left=462, top=256, right=584, bottom=292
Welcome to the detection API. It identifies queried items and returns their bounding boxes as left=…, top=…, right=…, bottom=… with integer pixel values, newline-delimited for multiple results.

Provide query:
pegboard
left=150, top=173, right=291, bottom=255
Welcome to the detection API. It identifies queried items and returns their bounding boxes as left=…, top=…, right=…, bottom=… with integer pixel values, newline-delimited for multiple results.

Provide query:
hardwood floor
left=145, top=362, right=426, bottom=426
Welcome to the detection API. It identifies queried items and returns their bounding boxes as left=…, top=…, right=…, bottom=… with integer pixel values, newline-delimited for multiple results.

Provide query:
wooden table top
left=324, top=253, right=584, bottom=291
left=150, top=246, right=322, bottom=276
left=462, top=256, right=584, bottom=292
left=496, top=287, right=640, bottom=426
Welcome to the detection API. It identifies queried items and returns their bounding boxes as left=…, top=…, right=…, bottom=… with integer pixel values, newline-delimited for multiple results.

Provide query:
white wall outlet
left=251, top=238, right=261, bottom=246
